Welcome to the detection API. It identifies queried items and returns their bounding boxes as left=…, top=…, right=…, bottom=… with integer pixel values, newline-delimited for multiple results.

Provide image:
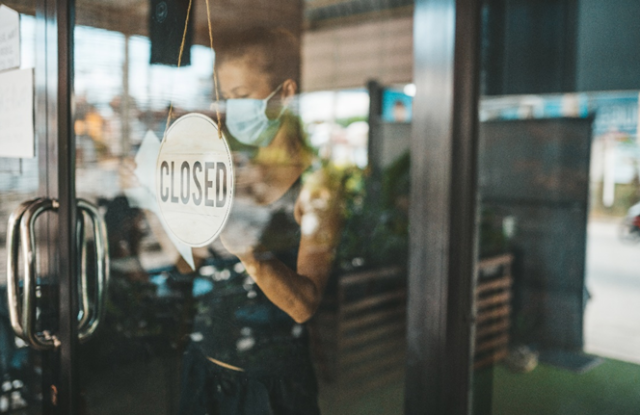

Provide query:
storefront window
left=473, top=2, right=640, bottom=414
left=70, top=1, right=412, bottom=414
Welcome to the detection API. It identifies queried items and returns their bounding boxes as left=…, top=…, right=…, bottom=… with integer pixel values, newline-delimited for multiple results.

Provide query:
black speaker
left=149, top=0, right=193, bottom=66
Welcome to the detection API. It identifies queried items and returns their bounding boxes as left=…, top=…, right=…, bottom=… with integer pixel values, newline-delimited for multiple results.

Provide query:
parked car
left=619, top=202, right=640, bottom=244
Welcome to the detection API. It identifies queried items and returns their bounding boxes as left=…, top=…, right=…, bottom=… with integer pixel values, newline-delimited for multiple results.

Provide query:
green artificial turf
left=318, top=358, right=640, bottom=415
left=485, top=359, right=640, bottom=415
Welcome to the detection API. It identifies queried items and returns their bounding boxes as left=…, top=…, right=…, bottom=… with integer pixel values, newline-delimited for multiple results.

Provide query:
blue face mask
left=225, top=84, right=285, bottom=147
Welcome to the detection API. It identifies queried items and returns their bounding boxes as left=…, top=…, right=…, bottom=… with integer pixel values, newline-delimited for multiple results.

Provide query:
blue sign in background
left=488, top=92, right=639, bottom=139
left=381, top=89, right=413, bottom=123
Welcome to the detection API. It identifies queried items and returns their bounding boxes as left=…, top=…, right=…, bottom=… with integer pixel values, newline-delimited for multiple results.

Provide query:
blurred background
left=0, top=0, right=639, bottom=414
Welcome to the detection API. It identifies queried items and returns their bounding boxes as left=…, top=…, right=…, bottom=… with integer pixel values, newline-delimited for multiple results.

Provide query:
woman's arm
left=221, top=170, right=343, bottom=323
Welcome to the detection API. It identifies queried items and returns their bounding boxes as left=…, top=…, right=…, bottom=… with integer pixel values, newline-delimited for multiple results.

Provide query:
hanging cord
left=206, top=0, right=223, bottom=138
left=165, top=0, right=223, bottom=139
left=163, top=0, right=193, bottom=137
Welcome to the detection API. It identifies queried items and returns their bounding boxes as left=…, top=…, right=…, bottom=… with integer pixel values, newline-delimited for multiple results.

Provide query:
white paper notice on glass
left=0, top=68, right=35, bottom=158
left=0, top=5, right=20, bottom=72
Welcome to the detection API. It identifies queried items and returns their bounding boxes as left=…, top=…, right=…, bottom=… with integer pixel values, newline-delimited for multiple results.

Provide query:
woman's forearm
left=238, top=252, right=321, bottom=324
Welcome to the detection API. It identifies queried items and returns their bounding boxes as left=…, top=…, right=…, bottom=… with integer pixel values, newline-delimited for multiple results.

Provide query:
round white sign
left=155, top=113, right=234, bottom=247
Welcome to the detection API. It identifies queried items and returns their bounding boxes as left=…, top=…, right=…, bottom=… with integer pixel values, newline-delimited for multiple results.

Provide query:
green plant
left=334, top=152, right=410, bottom=271
left=478, top=208, right=509, bottom=258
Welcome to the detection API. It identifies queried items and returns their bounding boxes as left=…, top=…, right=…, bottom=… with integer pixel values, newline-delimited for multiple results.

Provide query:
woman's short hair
left=214, top=27, right=300, bottom=88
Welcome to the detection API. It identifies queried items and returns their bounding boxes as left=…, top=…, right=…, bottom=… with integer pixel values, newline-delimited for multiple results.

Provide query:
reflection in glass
left=0, top=8, right=43, bottom=414
left=473, top=92, right=640, bottom=415
left=72, top=0, right=412, bottom=413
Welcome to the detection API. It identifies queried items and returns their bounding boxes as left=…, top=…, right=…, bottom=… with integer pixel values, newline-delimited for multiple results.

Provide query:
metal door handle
left=6, top=199, right=40, bottom=342
left=76, top=199, right=109, bottom=342
left=77, top=210, right=91, bottom=333
left=5, top=198, right=109, bottom=349
left=19, top=198, right=59, bottom=350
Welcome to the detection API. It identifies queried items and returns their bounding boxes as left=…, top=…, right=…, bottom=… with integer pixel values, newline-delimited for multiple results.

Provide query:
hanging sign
left=0, top=5, right=20, bottom=72
left=156, top=113, right=234, bottom=247
left=125, top=130, right=196, bottom=269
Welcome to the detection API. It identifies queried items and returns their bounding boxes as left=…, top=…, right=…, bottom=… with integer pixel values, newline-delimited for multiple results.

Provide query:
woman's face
left=218, top=52, right=273, bottom=100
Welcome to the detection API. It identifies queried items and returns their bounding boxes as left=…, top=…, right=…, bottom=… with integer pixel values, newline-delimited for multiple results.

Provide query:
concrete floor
left=584, top=218, right=640, bottom=364
left=318, top=377, right=404, bottom=415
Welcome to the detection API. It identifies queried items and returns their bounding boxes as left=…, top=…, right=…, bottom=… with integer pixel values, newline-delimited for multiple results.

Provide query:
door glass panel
left=474, top=2, right=640, bottom=414
left=74, top=1, right=411, bottom=414
left=0, top=2, right=46, bottom=413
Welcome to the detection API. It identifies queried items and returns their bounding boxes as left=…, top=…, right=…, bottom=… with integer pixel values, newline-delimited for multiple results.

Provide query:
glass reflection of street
left=585, top=218, right=640, bottom=363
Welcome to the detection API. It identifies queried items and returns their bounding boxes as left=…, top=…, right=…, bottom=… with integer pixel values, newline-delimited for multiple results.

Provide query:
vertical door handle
left=76, top=210, right=91, bottom=332
left=5, top=198, right=110, bottom=349
left=6, top=199, right=40, bottom=342
left=76, top=199, right=109, bottom=343
left=19, top=198, right=59, bottom=350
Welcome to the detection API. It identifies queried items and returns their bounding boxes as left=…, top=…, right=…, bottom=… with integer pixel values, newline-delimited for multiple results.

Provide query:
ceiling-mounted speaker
left=149, top=0, right=193, bottom=66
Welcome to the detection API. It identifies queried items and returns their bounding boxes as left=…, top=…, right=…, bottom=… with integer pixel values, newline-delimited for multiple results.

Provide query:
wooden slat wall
left=310, top=266, right=406, bottom=393
left=474, top=254, right=514, bottom=370
left=6, top=0, right=411, bottom=92
left=310, top=255, right=514, bottom=394
left=5, top=0, right=301, bottom=47
left=302, top=15, right=413, bottom=91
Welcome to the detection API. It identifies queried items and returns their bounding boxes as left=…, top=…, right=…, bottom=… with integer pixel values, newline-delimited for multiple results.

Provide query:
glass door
left=72, top=0, right=414, bottom=414
left=0, top=1, right=64, bottom=413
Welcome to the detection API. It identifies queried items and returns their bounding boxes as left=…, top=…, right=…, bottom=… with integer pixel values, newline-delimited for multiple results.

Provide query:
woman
left=178, top=27, right=342, bottom=415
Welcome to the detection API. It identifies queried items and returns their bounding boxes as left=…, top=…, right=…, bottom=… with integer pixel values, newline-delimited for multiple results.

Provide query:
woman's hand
left=219, top=211, right=263, bottom=262
left=219, top=231, right=257, bottom=262
left=118, top=157, right=141, bottom=190
left=218, top=168, right=343, bottom=324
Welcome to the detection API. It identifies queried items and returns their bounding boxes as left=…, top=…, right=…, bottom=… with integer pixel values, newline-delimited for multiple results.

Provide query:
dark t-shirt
left=189, top=177, right=310, bottom=375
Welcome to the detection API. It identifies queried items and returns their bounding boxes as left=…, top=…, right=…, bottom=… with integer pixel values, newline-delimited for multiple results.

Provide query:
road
left=584, top=218, right=640, bottom=364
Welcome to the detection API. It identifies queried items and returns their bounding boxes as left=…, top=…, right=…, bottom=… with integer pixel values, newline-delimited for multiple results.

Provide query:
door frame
left=406, top=0, right=482, bottom=414
left=28, top=0, right=78, bottom=412
left=55, top=0, right=79, bottom=412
